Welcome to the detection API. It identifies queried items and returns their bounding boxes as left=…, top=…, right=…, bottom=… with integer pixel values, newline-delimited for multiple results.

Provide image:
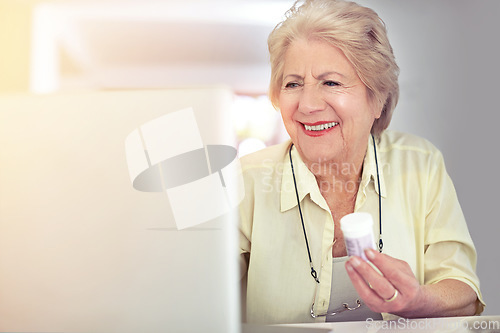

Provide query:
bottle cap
left=340, top=212, right=374, bottom=238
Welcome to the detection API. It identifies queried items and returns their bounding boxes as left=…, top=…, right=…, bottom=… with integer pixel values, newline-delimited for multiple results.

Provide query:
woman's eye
left=324, top=80, right=340, bottom=87
left=284, top=82, right=300, bottom=89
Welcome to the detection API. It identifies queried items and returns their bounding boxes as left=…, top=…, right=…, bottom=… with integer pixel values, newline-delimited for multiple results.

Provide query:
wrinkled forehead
left=281, top=38, right=360, bottom=82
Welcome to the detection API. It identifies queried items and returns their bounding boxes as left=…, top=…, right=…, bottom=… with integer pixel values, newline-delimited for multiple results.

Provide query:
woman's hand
left=345, top=248, right=478, bottom=318
left=345, top=248, right=423, bottom=317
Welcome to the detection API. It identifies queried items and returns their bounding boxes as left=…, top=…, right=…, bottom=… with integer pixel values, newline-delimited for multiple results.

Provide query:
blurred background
left=1, top=0, right=499, bottom=316
left=0, top=0, right=291, bottom=157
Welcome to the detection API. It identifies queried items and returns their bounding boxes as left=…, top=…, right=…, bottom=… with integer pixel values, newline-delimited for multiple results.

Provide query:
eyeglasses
left=310, top=299, right=362, bottom=318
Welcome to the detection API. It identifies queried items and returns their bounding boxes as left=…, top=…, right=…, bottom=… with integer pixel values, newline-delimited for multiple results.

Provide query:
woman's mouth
left=303, top=121, right=338, bottom=131
left=301, top=121, right=339, bottom=137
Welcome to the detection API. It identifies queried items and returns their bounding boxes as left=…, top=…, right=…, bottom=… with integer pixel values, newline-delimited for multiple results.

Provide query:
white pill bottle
left=340, top=212, right=376, bottom=261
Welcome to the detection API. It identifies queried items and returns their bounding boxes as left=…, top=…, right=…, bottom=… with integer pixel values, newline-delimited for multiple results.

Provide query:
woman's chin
left=296, top=144, right=343, bottom=167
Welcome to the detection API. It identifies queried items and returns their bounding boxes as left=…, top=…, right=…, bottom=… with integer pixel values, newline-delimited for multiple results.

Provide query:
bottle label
left=345, top=233, right=376, bottom=261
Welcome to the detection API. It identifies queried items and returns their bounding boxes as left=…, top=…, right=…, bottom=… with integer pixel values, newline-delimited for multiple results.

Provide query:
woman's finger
left=345, top=258, right=404, bottom=313
left=345, top=258, right=381, bottom=302
left=345, top=249, right=425, bottom=314
left=346, top=256, right=396, bottom=301
left=364, top=248, right=420, bottom=299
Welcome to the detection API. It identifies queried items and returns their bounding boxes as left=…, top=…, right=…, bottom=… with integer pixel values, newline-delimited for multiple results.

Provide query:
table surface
left=243, top=315, right=500, bottom=333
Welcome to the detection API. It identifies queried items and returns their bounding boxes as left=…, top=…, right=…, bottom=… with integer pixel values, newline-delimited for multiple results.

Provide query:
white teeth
left=304, top=122, right=338, bottom=131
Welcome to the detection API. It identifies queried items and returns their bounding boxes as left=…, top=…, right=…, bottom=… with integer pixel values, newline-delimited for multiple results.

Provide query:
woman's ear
left=368, top=89, right=384, bottom=120
left=372, top=97, right=384, bottom=120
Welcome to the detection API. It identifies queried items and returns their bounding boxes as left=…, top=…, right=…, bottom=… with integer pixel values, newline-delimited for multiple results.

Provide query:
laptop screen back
left=0, top=87, right=240, bottom=332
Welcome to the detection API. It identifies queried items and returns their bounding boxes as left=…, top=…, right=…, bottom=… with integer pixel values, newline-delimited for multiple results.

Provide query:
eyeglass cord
left=372, top=134, right=383, bottom=253
left=289, top=143, right=320, bottom=283
left=288, top=134, right=383, bottom=286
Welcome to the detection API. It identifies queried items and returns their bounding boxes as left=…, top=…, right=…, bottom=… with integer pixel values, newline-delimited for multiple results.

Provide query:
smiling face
left=279, top=38, right=382, bottom=172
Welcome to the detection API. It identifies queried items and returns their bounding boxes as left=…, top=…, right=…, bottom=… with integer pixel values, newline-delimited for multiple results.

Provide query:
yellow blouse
left=239, top=130, right=485, bottom=324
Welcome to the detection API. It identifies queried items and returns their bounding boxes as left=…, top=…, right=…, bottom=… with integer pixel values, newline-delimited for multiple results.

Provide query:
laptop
left=0, top=87, right=240, bottom=332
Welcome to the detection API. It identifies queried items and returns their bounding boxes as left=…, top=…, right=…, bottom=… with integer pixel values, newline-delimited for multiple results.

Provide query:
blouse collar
left=280, top=136, right=387, bottom=213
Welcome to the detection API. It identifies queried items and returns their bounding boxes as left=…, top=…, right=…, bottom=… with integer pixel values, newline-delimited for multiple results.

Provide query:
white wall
left=29, top=1, right=290, bottom=94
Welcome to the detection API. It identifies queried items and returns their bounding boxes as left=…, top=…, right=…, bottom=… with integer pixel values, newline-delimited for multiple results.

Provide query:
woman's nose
left=298, top=84, right=326, bottom=114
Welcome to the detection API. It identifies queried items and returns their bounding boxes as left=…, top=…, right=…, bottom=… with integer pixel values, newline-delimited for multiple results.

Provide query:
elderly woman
left=239, top=0, right=485, bottom=325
